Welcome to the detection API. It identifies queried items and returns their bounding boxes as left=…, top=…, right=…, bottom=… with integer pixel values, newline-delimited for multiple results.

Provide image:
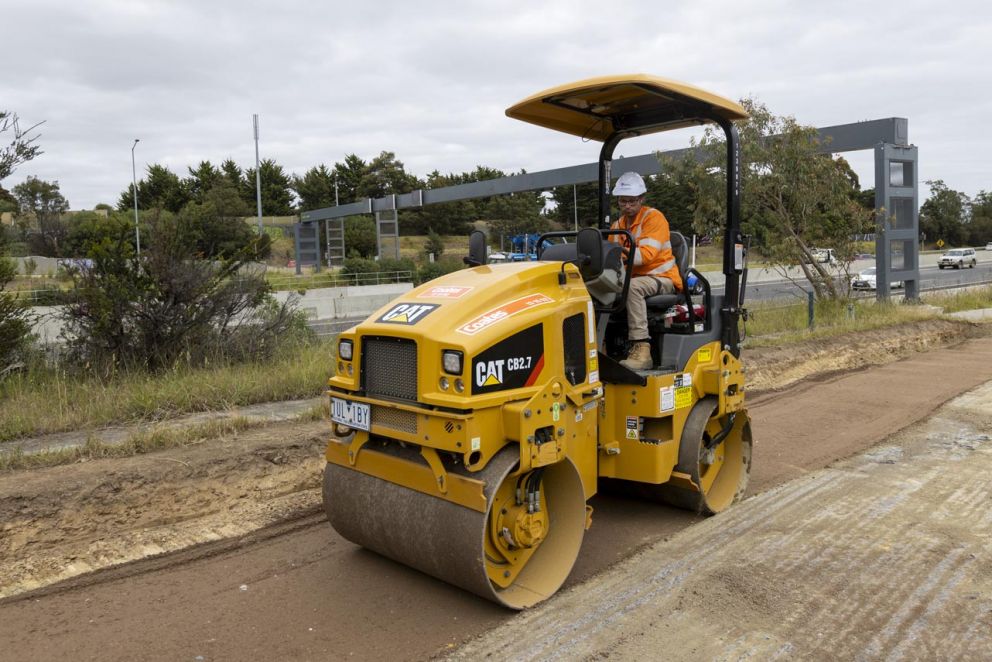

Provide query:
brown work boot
left=620, top=341, right=652, bottom=370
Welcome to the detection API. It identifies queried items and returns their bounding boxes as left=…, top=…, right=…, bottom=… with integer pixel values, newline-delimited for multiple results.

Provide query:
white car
left=938, top=248, right=976, bottom=269
left=810, top=248, right=836, bottom=264
left=851, top=267, right=903, bottom=291
left=985, top=242, right=992, bottom=251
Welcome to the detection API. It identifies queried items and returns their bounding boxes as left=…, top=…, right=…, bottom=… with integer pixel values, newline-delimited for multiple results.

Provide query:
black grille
left=363, top=336, right=418, bottom=402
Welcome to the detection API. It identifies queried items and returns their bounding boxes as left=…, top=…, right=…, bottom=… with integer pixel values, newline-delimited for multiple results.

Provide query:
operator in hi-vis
left=609, top=171, right=683, bottom=370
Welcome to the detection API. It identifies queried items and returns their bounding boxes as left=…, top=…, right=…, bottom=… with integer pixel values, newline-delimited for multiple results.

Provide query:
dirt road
left=2, top=329, right=992, bottom=661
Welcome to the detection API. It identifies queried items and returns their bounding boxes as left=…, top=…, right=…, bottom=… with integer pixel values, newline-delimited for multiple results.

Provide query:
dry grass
left=0, top=342, right=335, bottom=443
left=744, top=297, right=939, bottom=348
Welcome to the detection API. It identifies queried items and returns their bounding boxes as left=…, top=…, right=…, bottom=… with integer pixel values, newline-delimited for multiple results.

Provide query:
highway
left=701, top=249, right=992, bottom=302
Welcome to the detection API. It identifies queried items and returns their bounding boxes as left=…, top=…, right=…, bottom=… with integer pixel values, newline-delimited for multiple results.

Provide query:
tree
left=185, top=161, right=221, bottom=204
left=0, top=111, right=43, bottom=183
left=176, top=183, right=268, bottom=259
left=919, top=180, right=969, bottom=247
left=424, top=227, right=445, bottom=259
left=293, top=164, right=338, bottom=210
left=358, top=151, right=421, bottom=199
left=669, top=98, right=872, bottom=299
left=404, top=169, right=477, bottom=235
left=13, top=176, right=70, bottom=256
left=546, top=182, right=599, bottom=229
left=645, top=172, right=695, bottom=236
left=0, top=224, right=34, bottom=373
left=243, top=159, right=293, bottom=215
left=60, top=210, right=299, bottom=375
left=345, top=216, right=377, bottom=258
left=333, top=154, right=369, bottom=204
left=118, top=164, right=190, bottom=213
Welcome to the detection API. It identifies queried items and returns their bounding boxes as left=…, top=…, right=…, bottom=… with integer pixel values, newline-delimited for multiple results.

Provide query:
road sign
left=936, top=239, right=945, bottom=248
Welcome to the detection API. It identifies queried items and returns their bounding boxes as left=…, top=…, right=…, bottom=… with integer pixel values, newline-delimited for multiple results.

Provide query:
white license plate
left=331, top=397, right=371, bottom=431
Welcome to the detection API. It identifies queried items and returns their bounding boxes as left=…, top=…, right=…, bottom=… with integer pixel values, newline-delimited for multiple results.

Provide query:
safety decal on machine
left=625, top=416, right=639, bottom=440
left=588, top=370, right=600, bottom=384
left=417, top=285, right=472, bottom=299
left=471, top=324, right=545, bottom=394
left=456, top=294, right=554, bottom=336
left=674, top=373, right=692, bottom=388
left=376, top=303, right=439, bottom=325
left=675, top=387, right=693, bottom=409
left=660, top=386, right=675, bottom=412
left=552, top=402, right=561, bottom=422
left=697, top=347, right=713, bottom=363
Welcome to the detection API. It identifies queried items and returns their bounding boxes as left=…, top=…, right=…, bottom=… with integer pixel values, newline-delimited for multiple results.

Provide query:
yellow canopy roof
left=505, top=74, right=747, bottom=142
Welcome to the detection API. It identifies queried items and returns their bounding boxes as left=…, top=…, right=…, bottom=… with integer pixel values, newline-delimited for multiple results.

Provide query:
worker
left=609, top=171, right=683, bottom=370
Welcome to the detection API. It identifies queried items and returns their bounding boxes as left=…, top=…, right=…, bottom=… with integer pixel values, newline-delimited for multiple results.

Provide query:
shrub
left=341, top=257, right=379, bottom=284
left=60, top=210, right=302, bottom=375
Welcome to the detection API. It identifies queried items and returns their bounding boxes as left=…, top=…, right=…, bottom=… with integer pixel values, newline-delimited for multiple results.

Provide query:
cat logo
left=376, top=303, right=439, bottom=325
left=475, top=360, right=505, bottom=387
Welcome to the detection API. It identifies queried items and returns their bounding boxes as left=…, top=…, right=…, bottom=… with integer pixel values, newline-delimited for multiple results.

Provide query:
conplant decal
left=456, top=294, right=554, bottom=336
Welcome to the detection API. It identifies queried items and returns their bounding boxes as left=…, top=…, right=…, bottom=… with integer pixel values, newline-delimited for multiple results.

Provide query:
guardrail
left=263, top=270, right=415, bottom=290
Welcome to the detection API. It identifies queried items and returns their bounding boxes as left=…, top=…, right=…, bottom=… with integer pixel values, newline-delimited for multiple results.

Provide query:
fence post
left=807, top=290, right=815, bottom=330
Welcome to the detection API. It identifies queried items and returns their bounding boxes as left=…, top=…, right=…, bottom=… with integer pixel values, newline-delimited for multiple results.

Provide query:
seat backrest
left=670, top=231, right=689, bottom=285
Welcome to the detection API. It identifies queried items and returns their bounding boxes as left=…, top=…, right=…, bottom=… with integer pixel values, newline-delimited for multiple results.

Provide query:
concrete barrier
left=29, top=282, right=413, bottom=344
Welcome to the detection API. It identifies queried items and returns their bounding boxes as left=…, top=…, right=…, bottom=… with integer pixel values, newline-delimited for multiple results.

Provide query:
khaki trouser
left=626, top=275, right=675, bottom=340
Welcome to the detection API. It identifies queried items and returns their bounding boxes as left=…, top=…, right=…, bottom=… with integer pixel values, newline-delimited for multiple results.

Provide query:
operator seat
left=644, top=231, right=689, bottom=312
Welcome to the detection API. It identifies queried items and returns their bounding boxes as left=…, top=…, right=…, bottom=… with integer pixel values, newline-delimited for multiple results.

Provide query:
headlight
left=442, top=350, right=463, bottom=374
left=339, top=339, right=353, bottom=361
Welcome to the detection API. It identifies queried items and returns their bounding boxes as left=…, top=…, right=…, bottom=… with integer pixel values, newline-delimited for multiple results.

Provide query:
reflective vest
left=610, top=206, right=683, bottom=291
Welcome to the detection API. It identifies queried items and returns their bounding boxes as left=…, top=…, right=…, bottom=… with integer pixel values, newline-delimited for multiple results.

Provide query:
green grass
left=923, top=285, right=992, bottom=313
left=744, top=296, right=940, bottom=347
left=0, top=342, right=336, bottom=443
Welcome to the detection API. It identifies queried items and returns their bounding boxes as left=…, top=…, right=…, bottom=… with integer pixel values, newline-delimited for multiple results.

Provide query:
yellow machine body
left=322, top=74, right=752, bottom=609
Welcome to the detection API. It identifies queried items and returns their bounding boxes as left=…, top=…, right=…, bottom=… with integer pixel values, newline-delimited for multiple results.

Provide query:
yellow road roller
left=323, top=74, right=752, bottom=609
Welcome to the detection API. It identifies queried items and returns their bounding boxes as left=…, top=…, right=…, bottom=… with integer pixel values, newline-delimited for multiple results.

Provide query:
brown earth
left=0, top=319, right=990, bottom=661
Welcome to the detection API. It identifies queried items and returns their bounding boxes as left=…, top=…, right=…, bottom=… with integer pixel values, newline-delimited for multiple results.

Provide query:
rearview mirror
left=576, top=227, right=603, bottom=280
left=464, top=230, right=487, bottom=267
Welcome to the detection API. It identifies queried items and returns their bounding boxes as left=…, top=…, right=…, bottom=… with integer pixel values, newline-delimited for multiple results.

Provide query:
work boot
left=620, top=341, right=652, bottom=371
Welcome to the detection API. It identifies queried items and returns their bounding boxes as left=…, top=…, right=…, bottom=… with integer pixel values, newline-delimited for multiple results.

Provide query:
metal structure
left=299, top=117, right=916, bottom=299
left=131, top=138, right=141, bottom=255
left=293, top=222, right=321, bottom=274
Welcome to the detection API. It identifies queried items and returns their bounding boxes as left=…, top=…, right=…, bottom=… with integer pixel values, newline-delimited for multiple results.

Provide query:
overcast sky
left=2, top=0, right=989, bottom=210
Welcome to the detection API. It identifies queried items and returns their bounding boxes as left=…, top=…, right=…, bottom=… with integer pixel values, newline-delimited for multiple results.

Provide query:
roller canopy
left=505, top=74, right=747, bottom=141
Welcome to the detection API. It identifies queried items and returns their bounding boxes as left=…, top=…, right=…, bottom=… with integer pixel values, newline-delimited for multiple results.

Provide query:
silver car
left=938, top=248, right=976, bottom=269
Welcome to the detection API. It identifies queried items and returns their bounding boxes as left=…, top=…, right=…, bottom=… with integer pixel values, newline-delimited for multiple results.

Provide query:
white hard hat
left=612, top=171, right=646, bottom=196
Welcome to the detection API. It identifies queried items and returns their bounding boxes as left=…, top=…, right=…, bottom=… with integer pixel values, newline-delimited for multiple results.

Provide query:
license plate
left=331, top=397, right=371, bottom=432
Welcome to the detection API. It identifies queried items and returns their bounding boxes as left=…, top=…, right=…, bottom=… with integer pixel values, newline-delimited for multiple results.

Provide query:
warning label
left=625, top=416, right=639, bottom=440
left=675, top=386, right=693, bottom=409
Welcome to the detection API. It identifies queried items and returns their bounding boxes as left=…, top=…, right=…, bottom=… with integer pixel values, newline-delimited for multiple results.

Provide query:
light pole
left=131, top=139, right=141, bottom=254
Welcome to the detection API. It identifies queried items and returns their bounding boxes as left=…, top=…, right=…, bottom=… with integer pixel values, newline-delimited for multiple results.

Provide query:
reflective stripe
left=640, top=237, right=664, bottom=250
left=647, top=259, right=676, bottom=275
left=659, top=240, right=672, bottom=249
left=633, top=248, right=644, bottom=266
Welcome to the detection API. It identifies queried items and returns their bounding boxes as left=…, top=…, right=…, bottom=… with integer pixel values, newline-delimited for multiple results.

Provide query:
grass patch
left=0, top=342, right=336, bottom=443
left=923, top=284, right=992, bottom=313
left=744, top=297, right=939, bottom=347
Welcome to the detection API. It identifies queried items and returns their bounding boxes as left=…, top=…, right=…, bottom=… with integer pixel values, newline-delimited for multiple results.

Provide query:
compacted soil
left=0, top=318, right=990, bottom=661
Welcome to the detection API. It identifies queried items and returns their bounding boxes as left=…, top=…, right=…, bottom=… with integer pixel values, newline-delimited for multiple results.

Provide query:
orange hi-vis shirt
left=610, top=206, right=683, bottom=291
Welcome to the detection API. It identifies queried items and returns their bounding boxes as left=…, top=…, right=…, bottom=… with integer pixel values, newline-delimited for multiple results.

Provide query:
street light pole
left=131, top=139, right=141, bottom=254
left=253, top=114, right=263, bottom=234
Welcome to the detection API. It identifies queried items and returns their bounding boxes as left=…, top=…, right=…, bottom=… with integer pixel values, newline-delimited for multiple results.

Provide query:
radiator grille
left=363, top=336, right=418, bottom=402
left=371, top=406, right=418, bottom=434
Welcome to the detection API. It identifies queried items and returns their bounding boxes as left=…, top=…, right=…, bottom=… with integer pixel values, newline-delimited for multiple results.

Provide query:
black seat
left=644, top=231, right=689, bottom=310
